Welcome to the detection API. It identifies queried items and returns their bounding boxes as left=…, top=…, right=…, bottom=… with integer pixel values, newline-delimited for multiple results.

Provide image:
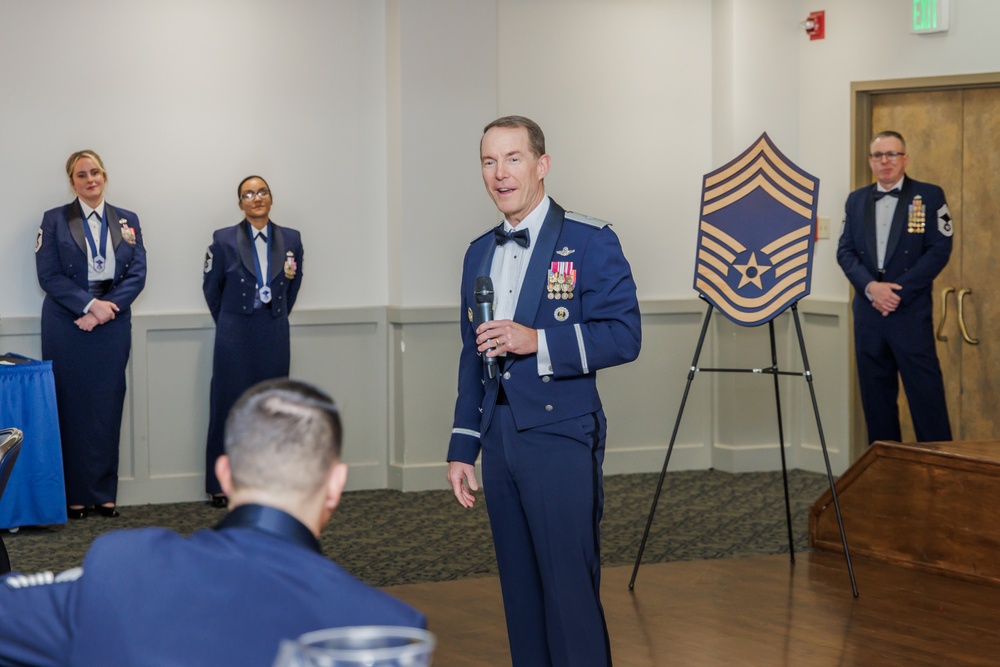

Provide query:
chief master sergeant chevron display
left=693, top=133, right=819, bottom=326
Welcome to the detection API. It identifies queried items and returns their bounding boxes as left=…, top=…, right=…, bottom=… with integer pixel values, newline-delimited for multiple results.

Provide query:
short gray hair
left=871, top=130, right=906, bottom=151
left=483, top=116, right=546, bottom=158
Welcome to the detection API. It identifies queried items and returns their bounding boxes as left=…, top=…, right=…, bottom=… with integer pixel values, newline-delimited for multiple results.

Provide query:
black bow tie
left=873, top=188, right=901, bottom=201
left=494, top=226, right=530, bottom=248
left=255, top=232, right=267, bottom=243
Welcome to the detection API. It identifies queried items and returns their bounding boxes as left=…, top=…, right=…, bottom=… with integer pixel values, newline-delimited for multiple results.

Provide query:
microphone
left=474, top=276, right=497, bottom=379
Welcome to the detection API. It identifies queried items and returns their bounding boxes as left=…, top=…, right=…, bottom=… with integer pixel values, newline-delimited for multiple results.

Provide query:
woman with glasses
left=35, top=150, right=147, bottom=519
left=202, top=175, right=304, bottom=507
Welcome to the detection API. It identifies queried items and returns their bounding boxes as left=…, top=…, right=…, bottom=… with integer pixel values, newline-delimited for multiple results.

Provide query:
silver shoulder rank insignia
left=55, top=567, right=84, bottom=583
left=554, top=306, right=569, bottom=322
left=4, top=567, right=82, bottom=589
left=556, top=246, right=575, bottom=256
left=937, top=204, right=953, bottom=237
left=35, top=227, right=43, bottom=253
left=565, top=211, right=611, bottom=228
left=204, top=248, right=213, bottom=274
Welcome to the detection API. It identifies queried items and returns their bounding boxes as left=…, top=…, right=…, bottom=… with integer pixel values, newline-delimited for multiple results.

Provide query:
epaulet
left=4, top=567, right=83, bottom=589
left=565, top=211, right=611, bottom=228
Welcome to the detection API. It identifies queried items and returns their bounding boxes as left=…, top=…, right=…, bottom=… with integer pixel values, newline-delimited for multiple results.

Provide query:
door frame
left=848, top=72, right=1000, bottom=461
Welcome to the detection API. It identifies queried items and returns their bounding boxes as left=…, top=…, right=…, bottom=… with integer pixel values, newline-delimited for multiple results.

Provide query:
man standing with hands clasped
left=447, top=116, right=641, bottom=666
left=837, top=130, right=953, bottom=445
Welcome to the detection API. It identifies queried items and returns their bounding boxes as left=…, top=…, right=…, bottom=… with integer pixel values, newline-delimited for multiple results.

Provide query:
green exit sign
left=912, top=0, right=949, bottom=34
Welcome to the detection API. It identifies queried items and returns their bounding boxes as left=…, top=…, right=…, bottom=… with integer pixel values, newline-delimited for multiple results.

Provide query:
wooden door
left=957, top=88, right=1000, bottom=439
left=867, top=86, right=1000, bottom=442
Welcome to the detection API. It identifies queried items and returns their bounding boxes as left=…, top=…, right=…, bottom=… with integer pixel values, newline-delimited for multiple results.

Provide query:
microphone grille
left=474, top=276, right=494, bottom=304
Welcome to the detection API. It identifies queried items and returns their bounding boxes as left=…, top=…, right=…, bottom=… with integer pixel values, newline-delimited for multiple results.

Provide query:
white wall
left=497, top=0, right=714, bottom=302
left=388, top=0, right=499, bottom=308
left=0, top=0, right=388, bottom=317
left=5, top=1, right=997, bottom=313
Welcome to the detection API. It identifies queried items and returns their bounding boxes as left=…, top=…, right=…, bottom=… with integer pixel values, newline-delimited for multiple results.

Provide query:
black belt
left=88, top=280, right=112, bottom=298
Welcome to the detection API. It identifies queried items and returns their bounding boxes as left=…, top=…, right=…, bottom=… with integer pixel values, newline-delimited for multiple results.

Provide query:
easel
left=628, top=298, right=858, bottom=597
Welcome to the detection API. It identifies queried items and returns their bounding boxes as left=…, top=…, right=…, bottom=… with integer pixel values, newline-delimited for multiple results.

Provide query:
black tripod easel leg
left=629, top=305, right=714, bottom=590
left=790, top=304, right=859, bottom=597
left=768, top=319, right=796, bottom=562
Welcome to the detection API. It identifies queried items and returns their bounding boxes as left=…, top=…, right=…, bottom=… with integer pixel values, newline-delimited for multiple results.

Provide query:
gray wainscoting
left=0, top=298, right=850, bottom=505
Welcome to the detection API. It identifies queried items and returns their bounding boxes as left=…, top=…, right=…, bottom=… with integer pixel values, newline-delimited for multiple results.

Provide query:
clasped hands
left=75, top=299, right=119, bottom=332
left=867, top=281, right=902, bottom=317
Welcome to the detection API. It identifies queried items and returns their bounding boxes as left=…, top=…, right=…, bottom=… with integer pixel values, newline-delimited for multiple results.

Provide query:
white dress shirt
left=489, top=196, right=554, bottom=376
left=875, top=176, right=904, bottom=271
left=79, top=200, right=116, bottom=281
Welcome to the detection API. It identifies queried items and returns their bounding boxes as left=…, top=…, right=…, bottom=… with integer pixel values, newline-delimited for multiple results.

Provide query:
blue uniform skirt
left=204, top=309, right=290, bottom=494
left=41, top=297, right=131, bottom=506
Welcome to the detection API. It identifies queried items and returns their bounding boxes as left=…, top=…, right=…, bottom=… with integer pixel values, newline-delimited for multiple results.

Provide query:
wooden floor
left=385, top=552, right=1000, bottom=666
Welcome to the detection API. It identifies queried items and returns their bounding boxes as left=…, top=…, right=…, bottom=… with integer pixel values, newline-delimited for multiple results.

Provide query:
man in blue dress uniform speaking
left=447, top=116, right=641, bottom=666
left=0, top=379, right=425, bottom=666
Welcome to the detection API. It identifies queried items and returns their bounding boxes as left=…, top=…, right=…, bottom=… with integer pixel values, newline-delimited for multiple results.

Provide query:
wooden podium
left=810, top=440, right=1000, bottom=586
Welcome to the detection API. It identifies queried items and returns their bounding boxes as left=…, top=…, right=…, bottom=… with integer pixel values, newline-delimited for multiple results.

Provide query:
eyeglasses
left=869, top=152, right=905, bottom=162
left=240, top=188, right=271, bottom=201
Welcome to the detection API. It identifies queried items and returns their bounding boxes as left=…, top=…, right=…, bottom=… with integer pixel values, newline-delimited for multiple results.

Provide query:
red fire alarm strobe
left=804, top=10, right=825, bottom=40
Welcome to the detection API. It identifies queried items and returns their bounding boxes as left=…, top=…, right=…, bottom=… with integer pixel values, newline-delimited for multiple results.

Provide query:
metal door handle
left=957, top=288, right=979, bottom=345
left=936, top=287, right=955, bottom=342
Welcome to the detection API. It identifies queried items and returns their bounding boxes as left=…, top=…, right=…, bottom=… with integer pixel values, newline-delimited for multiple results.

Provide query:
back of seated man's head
left=223, top=379, right=343, bottom=501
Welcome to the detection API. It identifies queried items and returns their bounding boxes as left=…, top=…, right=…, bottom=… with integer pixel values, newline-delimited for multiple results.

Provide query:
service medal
left=550, top=261, right=577, bottom=301
left=259, top=285, right=272, bottom=303
left=120, top=219, right=137, bottom=245
left=908, top=195, right=926, bottom=234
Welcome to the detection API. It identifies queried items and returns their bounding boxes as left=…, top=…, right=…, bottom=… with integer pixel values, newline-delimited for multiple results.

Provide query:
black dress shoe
left=67, top=506, right=88, bottom=520
left=210, top=495, right=228, bottom=509
left=94, top=505, right=120, bottom=518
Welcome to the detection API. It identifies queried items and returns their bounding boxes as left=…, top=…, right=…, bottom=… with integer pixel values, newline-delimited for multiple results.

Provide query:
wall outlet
left=816, top=216, right=830, bottom=240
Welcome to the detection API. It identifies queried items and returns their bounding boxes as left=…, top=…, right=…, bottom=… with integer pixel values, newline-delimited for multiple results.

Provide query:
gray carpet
left=3, top=469, right=831, bottom=587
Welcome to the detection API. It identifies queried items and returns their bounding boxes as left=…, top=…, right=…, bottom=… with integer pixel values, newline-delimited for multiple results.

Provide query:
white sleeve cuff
left=536, top=329, right=553, bottom=376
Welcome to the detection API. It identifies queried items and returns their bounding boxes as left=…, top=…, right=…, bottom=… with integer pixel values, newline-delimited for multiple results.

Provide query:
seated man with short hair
left=0, top=379, right=425, bottom=666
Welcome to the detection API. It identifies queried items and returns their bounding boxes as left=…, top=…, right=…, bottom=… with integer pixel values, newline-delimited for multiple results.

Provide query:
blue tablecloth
left=0, top=354, right=67, bottom=528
